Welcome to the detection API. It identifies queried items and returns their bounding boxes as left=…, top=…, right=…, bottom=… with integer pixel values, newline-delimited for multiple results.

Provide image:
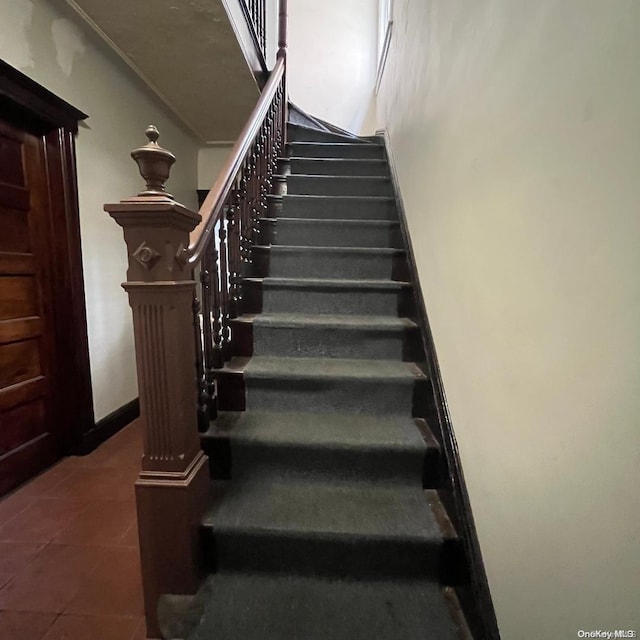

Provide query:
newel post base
left=105, top=125, right=209, bottom=639
left=135, top=454, right=209, bottom=639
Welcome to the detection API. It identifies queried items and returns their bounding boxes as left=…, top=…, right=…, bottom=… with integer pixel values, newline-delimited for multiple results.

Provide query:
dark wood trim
left=44, top=128, right=96, bottom=453
left=1, top=59, right=96, bottom=456
left=197, top=189, right=209, bottom=208
left=78, top=398, right=140, bottom=454
left=0, top=60, right=87, bottom=133
left=381, top=130, right=501, bottom=640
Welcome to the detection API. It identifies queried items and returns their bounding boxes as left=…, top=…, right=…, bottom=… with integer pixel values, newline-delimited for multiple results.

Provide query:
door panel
left=0, top=118, right=58, bottom=494
left=0, top=277, right=38, bottom=319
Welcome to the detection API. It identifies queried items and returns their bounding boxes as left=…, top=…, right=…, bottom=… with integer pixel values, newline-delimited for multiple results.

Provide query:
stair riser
left=287, top=175, right=394, bottom=197
left=211, top=531, right=440, bottom=579
left=246, top=284, right=408, bottom=316
left=252, top=249, right=399, bottom=280
left=229, top=442, right=425, bottom=485
left=245, top=376, right=416, bottom=415
left=252, top=324, right=410, bottom=360
left=287, top=126, right=359, bottom=143
left=280, top=196, right=397, bottom=220
left=287, top=143, right=386, bottom=159
left=262, top=220, right=402, bottom=249
left=290, top=159, right=389, bottom=177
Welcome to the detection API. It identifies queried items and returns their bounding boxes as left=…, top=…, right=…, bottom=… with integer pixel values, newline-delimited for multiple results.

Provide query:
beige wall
left=376, top=1, right=640, bottom=638
left=287, top=0, right=378, bottom=134
left=1, top=0, right=200, bottom=421
left=198, top=145, right=233, bottom=190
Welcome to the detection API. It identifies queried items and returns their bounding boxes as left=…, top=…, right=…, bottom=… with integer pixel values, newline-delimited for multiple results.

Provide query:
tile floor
left=0, top=420, right=148, bottom=640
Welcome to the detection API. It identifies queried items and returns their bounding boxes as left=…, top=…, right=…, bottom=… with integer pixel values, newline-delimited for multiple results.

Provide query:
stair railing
left=187, top=53, right=286, bottom=428
left=240, top=0, right=267, bottom=61
left=104, top=2, right=287, bottom=636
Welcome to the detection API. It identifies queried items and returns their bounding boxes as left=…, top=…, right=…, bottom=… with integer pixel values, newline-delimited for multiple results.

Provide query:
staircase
left=187, top=123, right=472, bottom=639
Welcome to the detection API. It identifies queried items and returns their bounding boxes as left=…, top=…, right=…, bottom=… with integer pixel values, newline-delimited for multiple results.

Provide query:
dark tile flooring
left=0, top=420, right=147, bottom=639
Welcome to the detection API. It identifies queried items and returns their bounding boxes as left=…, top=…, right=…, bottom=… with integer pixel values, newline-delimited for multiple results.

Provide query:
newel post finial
left=131, top=125, right=176, bottom=198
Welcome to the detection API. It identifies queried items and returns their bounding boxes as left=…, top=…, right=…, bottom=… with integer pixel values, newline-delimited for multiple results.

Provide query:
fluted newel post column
left=105, top=126, right=209, bottom=640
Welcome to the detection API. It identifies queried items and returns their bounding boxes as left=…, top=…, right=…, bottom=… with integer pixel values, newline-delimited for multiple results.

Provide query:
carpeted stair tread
left=209, top=410, right=429, bottom=451
left=250, top=245, right=404, bottom=281
left=265, top=216, right=399, bottom=227
left=287, top=123, right=374, bottom=144
left=286, top=174, right=394, bottom=197
left=288, top=141, right=387, bottom=159
left=236, top=314, right=419, bottom=360
left=274, top=194, right=398, bottom=220
left=203, top=478, right=440, bottom=542
left=262, top=217, right=402, bottom=249
left=289, top=158, right=390, bottom=176
left=243, top=312, right=415, bottom=330
left=189, top=573, right=464, bottom=640
left=252, top=244, right=403, bottom=255
left=244, top=355, right=425, bottom=382
left=245, top=276, right=410, bottom=289
left=203, top=412, right=435, bottom=485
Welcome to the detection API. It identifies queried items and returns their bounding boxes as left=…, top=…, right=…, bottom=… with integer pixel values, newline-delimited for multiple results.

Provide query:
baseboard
left=381, top=130, right=501, bottom=640
left=77, top=398, right=140, bottom=455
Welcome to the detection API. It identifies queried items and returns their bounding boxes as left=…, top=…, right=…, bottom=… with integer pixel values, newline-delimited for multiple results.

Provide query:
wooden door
left=0, top=117, right=61, bottom=494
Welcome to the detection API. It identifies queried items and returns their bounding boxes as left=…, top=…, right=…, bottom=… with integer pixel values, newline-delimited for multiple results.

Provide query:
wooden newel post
left=105, top=126, right=208, bottom=639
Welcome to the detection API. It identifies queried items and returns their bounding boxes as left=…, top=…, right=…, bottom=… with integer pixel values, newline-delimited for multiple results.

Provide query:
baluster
left=239, top=167, right=251, bottom=256
left=209, top=243, right=224, bottom=369
left=227, top=194, right=242, bottom=319
left=248, top=146, right=258, bottom=246
left=201, top=237, right=223, bottom=425
left=192, top=293, right=209, bottom=431
left=218, top=207, right=231, bottom=360
left=259, top=127, right=269, bottom=223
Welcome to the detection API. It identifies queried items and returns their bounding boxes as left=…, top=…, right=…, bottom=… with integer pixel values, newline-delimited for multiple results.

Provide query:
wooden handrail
left=185, top=56, right=285, bottom=267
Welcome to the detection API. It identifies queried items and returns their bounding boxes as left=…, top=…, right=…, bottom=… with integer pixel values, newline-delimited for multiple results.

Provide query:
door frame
left=0, top=59, right=95, bottom=455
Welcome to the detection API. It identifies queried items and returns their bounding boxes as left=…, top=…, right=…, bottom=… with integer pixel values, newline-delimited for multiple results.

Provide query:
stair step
left=242, top=276, right=412, bottom=316
left=287, top=142, right=386, bottom=159
left=203, top=411, right=439, bottom=485
left=250, top=245, right=404, bottom=280
left=189, top=573, right=466, bottom=640
left=290, top=158, right=389, bottom=176
left=202, top=479, right=443, bottom=578
left=286, top=174, right=394, bottom=197
left=232, top=313, right=418, bottom=360
left=287, top=123, right=379, bottom=144
left=279, top=194, right=397, bottom=220
left=261, top=218, right=402, bottom=248
left=243, top=355, right=426, bottom=415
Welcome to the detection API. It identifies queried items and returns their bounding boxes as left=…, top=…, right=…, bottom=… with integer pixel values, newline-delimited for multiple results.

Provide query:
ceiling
left=64, top=0, right=260, bottom=143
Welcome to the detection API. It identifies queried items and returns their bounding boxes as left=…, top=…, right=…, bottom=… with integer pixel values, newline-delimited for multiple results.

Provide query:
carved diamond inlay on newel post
left=105, top=126, right=209, bottom=640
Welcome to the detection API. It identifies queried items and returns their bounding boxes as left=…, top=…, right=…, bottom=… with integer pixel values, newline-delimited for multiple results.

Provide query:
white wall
left=287, top=0, right=378, bottom=134
left=198, top=145, right=233, bottom=190
left=0, top=0, right=200, bottom=421
left=376, top=1, right=640, bottom=638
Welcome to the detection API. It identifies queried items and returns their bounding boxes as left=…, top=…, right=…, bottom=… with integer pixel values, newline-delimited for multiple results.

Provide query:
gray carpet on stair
left=287, top=174, right=394, bottom=197
left=263, top=217, right=402, bottom=248
left=191, top=122, right=469, bottom=640
left=248, top=276, right=410, bottom=316
left=244, top=356, right=423, bottom=415
left=290, top=158, right=390, bottom=176
left=252, top=246, right=403, bottom=280
left=251, top=312, right=416, bottom=359
left=204, top=411, right=439, bottom=486
left=281, top=194, right=397, bottom=220
left=288, top=141, right=386, bottom=159
left=190, top=573, right=463, bottom=640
